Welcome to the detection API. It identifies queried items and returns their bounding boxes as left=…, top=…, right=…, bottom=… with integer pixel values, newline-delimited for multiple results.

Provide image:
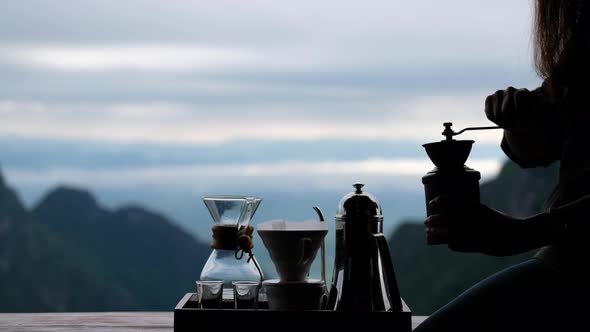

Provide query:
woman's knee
left=414, top=259, right=566, bottom=332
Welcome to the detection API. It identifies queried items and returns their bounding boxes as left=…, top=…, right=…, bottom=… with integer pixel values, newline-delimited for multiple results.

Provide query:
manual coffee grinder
left=422, top=122, right=501, bottom=230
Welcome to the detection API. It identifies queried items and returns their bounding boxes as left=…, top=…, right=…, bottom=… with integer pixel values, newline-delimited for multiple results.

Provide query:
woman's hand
left=424, top=195, right=527, bottom=256
left=485, top=86, right=537, bottom=129
left=485, top=86, right=560, bottom=168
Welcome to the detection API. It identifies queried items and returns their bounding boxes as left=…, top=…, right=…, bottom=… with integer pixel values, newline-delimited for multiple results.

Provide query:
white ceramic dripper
left=257, top=220, right=327, bottom=282
left=257, top=219, right=328, bottom=310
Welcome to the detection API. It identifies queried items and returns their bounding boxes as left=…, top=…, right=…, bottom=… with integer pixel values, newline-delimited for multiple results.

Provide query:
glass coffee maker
left=200, top=195, right=264, bottom=298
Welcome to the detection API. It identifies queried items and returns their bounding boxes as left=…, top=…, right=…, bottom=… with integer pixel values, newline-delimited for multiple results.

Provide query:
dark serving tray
left=174, top=293, right=412, bottom=332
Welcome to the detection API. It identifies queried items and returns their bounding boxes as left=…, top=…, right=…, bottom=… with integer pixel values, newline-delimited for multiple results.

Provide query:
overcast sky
left=0, top=1, right=541, bottom=216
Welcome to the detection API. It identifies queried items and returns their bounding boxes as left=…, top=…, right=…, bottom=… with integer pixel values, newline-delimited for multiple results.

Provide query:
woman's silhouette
left=417, top=1, right=590, bottom=331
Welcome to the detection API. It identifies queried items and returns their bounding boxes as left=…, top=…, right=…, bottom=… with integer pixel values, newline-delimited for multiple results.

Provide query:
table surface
left=0, top=312, right=428, bottom=331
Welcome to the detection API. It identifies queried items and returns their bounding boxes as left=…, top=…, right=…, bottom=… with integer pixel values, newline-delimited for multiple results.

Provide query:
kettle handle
left=372, top=233, right=403, bottom=312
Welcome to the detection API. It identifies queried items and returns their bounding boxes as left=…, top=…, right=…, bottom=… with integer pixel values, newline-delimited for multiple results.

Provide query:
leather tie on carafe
left=210, top=225, right=255, bottom=261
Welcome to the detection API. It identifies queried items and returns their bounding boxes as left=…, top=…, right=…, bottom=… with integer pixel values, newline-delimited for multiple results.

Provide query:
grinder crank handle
left=442, top=122, right=503, bottom=141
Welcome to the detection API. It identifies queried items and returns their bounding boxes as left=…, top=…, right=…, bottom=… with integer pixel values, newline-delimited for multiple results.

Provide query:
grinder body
left=422, top=166, right=481, bottom=217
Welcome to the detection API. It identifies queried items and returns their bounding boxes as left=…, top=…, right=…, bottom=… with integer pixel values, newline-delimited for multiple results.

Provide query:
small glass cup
left=232, top=281, right=260, bottom=309
left=196, top=280, right=224, bottom=309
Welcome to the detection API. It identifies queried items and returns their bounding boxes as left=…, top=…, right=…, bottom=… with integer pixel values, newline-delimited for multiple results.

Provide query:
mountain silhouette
left=0, top=170, right=210, bottom=312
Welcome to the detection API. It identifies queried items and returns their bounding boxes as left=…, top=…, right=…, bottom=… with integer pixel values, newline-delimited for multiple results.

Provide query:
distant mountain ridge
left=0, top=170, right=210, bottom=312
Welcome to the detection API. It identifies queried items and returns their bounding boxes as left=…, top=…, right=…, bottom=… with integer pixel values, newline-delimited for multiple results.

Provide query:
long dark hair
left=534, top=0, right=590, bottom=83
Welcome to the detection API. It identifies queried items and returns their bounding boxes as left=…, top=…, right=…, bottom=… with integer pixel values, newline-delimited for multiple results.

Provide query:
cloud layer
left=0, top=1, right=540, bottom=146
left=0, top=93, right=506, bottom=144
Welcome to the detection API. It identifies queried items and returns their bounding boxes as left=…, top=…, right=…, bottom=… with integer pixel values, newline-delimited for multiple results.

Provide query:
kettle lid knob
left=336, top=183, right=383, bottom=220
left=353, top=183, right=364, bottom=194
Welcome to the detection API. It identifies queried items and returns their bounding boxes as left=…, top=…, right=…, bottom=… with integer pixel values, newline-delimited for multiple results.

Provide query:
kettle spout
left=313, top=206, right=328, bottom=308
left=312, top=206, right=326, bottom=284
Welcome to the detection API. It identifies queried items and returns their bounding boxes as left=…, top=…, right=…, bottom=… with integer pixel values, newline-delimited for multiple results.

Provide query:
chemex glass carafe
left=200, top=196, right=263, bottom=297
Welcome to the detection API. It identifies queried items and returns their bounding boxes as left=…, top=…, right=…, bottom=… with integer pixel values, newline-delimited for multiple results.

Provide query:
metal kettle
left=326, top=184, right=403, bottom=312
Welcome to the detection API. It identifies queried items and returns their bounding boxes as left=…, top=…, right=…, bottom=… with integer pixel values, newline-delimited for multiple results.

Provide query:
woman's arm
left=523, top=192, right=590, bottom=245
left=424, top=193, right=579, bottom=257
left=501, top=127, right=560, bottom=168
